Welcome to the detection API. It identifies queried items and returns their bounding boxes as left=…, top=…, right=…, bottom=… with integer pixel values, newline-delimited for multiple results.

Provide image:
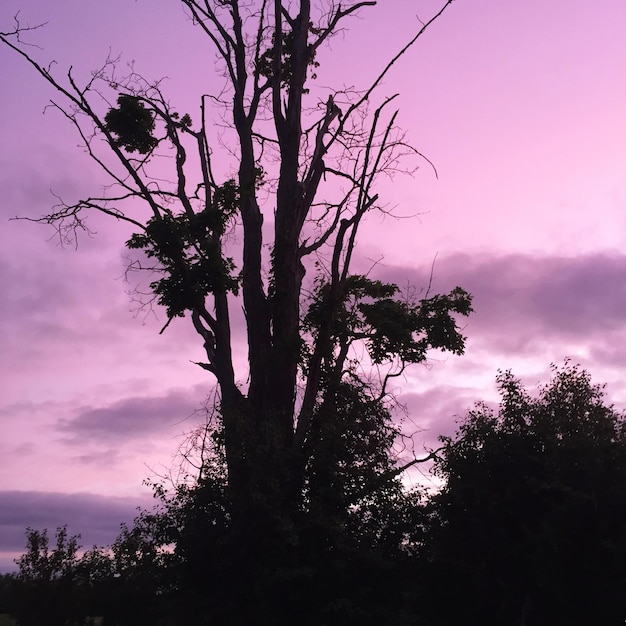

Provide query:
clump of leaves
left=257, top=22, right=321, bottom=92
left=105, top=94, right=158, bottom=154
left=305, top=275, right=472, bottom=365
left=426, top=364, right=626, bottom=625
left=126, top=180, right=240, bottom=317
left=16, top=526, right=80, bottom=582
left=171, top=110, right=193, bottom=128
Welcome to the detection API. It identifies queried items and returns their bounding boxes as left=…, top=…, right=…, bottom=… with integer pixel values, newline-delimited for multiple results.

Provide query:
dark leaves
left=305, top=275, right=472, bottom=365
left=125, top=180, right=240, bottom=318
left=105, top=94, right=158, bottom=154
left=427, top=364, right=626, bottom=625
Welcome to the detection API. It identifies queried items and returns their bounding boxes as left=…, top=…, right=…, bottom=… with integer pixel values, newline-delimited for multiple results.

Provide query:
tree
left=149, top=381, right=432, bottom=624
left=424, top=364, right=626, bottom=626
left=2, top=2, right=470, bottom=621
left=7, top=523, right=179, bottom=626
left=10, top=527, right=87, bottom=626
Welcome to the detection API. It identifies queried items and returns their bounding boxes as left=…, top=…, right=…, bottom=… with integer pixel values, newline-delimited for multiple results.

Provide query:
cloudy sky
left=1, top=0, right=625, bottom=571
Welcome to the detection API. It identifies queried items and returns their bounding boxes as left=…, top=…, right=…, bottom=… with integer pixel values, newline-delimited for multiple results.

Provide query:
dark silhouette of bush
left=424, top=364, right=626, bottom=626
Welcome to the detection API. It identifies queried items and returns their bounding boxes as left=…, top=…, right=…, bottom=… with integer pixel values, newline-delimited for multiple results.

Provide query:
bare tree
left=1, top=1, right=469, bottom=553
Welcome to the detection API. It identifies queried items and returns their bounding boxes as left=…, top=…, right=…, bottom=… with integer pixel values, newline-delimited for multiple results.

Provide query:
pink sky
left=1, top=0, right=626, bottom=571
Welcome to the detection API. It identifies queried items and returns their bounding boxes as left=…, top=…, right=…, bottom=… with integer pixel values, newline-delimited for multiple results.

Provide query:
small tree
left=2, top=2, right=470, bottom=619
left=12, top=527, right=87, bottom=626
left=16, top=527, right=80, bottom=583
left=10, top=524, right=178, bottom=626
left=425, top=364, right=626, bottom=626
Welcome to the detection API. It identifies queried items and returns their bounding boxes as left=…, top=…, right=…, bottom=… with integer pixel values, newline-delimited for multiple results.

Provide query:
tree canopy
left=424, top=364, right=626, bottom=626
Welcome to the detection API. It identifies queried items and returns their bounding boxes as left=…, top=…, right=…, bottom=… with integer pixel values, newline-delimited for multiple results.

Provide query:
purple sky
left=2, top=0, right=626, bottom=571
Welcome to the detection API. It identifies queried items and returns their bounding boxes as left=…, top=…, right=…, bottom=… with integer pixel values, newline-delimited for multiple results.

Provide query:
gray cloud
left=58, top=388, right=204, bottom=444
left=375, top=252, right=626, bottom=359
left=71, top=449, right=122, bottom=468
left=0, top=490, right=152, bottom=573
left=0, top=235, right=131, bottom=362
left=398, top=385, right=482, bottom=444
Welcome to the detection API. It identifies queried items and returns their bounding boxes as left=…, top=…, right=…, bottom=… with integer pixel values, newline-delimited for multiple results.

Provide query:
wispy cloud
left=375, top=252, right=626, bottom=361
left=57, top=389, right=205, bottom=444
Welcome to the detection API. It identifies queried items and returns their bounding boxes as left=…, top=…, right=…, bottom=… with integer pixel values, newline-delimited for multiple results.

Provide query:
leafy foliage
left=424, top=364, right=626, bottom=625
left=305, top=275, right=472, bottom=365
left=8, top=527, right=92, bottom=626
left=9, top=365, right=626, bottom=625
left=257, top=21, right=321, bottom=92
left=104, top=94, right=158, bottom=154
left=15, top=526, right=80, bottom=583
left=126, top=181, right=240, bottom=317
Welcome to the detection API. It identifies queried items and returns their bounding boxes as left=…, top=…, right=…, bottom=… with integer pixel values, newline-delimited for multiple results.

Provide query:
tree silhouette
left=425, top=364, right=626, bottom=626
left=1, top=3, right=469, bottom=621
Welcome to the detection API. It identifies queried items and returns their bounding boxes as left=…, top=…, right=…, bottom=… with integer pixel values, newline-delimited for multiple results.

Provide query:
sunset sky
left=1, top=0, right=626, bottom=572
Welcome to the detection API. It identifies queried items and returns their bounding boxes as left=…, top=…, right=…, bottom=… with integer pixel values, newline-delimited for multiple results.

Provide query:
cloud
left=0, top=228, right=133, bottom=370
left=71, top=449, right=122, bottom=468
left=57, top=388, right=205, bottom=444
left=400, top=386, right=480, bottom=438
left=373, top=251, right=626, bottom=362
left=0, top=490, right=152, bottom=573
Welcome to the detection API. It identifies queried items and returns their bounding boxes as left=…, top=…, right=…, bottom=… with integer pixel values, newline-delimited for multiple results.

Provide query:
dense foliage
left=4, top=365, right=626, bottom=625
left=423, top=364, right=626, bottom=626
